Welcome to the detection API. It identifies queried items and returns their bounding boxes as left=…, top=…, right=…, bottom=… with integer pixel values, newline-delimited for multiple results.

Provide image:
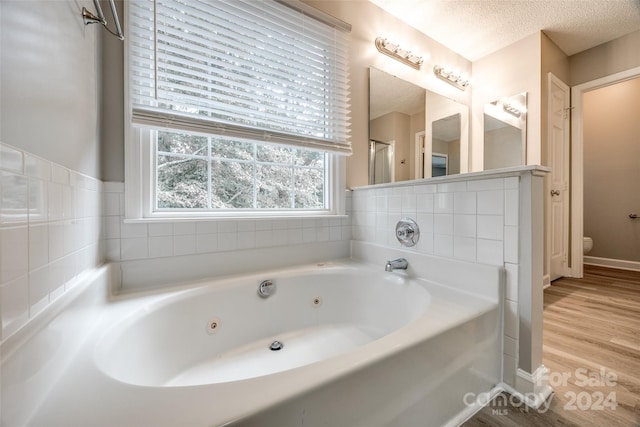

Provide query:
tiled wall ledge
left=351, top=165, right=544, bottom=189
left=0, top=142, right=103, bottom=341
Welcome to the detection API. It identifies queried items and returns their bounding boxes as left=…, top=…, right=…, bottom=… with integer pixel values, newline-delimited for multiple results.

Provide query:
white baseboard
left=543, top=274, right=551, bottom=289
left=451, top=377, right=556, bottom=425
left=447, top=385, right=504, bottom=427
left=513, top=365, right=554, bottom=409
left=584, top=256, right=640, bottom=272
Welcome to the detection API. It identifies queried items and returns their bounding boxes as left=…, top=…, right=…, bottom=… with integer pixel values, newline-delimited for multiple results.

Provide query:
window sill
left=122, top=213, right=349, bottom=224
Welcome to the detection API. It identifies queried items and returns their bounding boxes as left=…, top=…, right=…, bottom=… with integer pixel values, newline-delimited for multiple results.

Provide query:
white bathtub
left=3, top=246, right=502, bottom=426
left=96, top=265, right=431, bottom=388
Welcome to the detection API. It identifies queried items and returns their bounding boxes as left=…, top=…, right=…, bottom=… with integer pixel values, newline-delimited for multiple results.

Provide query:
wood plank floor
left=462, top=265, right=640, bottom=427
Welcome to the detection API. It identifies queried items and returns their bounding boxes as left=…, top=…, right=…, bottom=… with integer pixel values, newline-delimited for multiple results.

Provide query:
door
left=548, top=73, right=570, bottom=280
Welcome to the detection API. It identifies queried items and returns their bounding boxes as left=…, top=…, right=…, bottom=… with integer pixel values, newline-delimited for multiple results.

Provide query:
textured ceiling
left=369, top=0, right=640, bottom=61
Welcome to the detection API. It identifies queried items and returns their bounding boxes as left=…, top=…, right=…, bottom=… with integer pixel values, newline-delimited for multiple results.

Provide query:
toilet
left=583, top=237, right=593, bottom=254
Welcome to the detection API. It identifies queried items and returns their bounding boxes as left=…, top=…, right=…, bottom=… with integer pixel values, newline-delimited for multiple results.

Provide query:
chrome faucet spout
left=385, top=258, right=408, bottom=272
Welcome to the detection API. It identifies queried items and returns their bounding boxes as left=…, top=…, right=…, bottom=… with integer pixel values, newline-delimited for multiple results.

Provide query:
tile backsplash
left=350, top=177, right=519, bottom=266
left=0, top=143, right=103, bottom=340
left=102, top=183, right=351, bottom=263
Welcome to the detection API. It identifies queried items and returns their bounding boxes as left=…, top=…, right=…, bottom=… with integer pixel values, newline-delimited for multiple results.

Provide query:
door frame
left=414, top=131, right=426, bottom=179
left=570, top=66, right=640, bottom=278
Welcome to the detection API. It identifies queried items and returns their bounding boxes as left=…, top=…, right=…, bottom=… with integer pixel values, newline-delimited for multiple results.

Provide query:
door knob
left=550, top=190, right=560, bottom=196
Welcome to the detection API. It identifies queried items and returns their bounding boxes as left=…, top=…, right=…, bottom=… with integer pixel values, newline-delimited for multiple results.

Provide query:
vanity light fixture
left=375, top=37, right=424, bottom=70
left=433, top=65, right=470, bottom=91
left=502, top=99, right=526, bottom=117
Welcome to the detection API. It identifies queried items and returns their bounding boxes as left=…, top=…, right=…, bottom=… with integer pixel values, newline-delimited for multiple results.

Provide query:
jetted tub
left=95, top=266, right=431, bottom=387
left=10, top=249, right=502, bottom=427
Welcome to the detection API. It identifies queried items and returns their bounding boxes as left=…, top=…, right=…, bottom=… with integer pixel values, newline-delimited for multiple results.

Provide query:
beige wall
left=570, top=29, right=640, bottom=86
left=100, top=0, right=125, bottom=182
left=1, top=0, right=102, bottom=178
left=583, top=77, right=640, bottom=262
left=471, top=32, right=542, bottom=171
left=541, top=32, right=570, bottom=166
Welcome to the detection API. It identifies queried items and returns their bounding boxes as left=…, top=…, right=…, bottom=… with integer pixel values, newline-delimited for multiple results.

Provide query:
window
left=126, top=0, right=351, bottom=218
left=156, top=131, right=326, bottom=210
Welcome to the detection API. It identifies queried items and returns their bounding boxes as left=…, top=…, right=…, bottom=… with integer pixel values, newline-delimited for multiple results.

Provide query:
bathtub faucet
left=385, top=258, right=408, bottom=272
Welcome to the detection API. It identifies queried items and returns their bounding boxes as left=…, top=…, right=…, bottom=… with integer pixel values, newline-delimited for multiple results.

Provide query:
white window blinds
left=128, top=0, right=352, bottom=155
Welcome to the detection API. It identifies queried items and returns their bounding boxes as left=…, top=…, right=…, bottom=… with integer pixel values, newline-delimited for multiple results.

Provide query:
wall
left=583, top=77, right=640, bottom=263
left=541, top=32, right=570, bottom=162
left=100, top=0, right=125, bottom=182
left=570, top=29, right=640, bottom=86
left=1, top=0, right=101, bottom=179
left=0, top=0, right=104, bottom=342
left=471, top=32, right=542, bottom=171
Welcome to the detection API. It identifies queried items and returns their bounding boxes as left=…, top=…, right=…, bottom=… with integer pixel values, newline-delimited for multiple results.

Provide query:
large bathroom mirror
left=483, top=92, right=527, bottom=170
left=369, top=67, right=468, bottom=184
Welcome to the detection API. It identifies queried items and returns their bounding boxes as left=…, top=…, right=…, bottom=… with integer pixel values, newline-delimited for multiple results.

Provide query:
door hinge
left=563, top=107, right=574, bottom=120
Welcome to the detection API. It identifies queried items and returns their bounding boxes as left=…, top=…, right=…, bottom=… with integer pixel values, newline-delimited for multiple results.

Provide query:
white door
left=548, top=73, right=570, bottom=281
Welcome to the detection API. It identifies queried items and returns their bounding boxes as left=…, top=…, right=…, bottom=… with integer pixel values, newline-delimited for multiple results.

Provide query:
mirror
left=369, top=68, right=424, bottom=183
left=369, top=67, right=468, bottom=184
left=483, top=92, right=527, bottom=170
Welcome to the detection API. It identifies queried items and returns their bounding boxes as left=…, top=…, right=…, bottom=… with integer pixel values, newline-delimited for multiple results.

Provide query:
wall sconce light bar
left=375, top=37, right=424, bottom=70
left=502, top=100, right=526, bottom=117
left=433, top=65, right=470, bottom=90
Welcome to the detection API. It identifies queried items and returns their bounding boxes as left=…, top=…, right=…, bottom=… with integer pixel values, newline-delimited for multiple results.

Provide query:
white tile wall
left=0, top=142, right=103, bottom=341
left=102, top=184, right=352, bottom=263
left=350, top=174, right=522, bottom=387
left=350, top=177, right=517, bottom=263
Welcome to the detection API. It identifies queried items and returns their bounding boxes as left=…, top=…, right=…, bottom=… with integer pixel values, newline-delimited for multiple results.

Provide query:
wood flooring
left=462, top=265, right=640, bottom=427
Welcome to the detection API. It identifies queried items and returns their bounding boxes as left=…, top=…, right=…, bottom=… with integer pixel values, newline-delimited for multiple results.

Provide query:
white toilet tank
left=583, top=237, right=593, bottom=254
